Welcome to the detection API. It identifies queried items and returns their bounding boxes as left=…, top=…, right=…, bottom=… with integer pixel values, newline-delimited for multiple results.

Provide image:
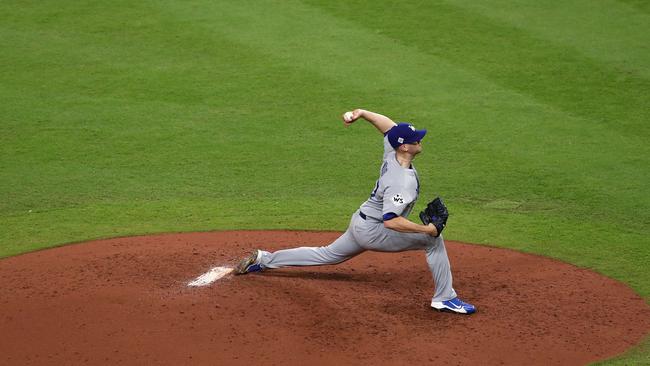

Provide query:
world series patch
left=392, top=194, right=405, bottom=206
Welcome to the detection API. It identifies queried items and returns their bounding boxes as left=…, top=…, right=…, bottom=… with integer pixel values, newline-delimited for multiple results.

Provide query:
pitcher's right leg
left=260, top=228, right=365, bottom=268
left=234, top=228, right=365, bottom=274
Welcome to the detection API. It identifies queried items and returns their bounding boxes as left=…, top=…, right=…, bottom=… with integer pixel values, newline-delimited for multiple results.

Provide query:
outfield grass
left=1, top=1, right=648, bottom=364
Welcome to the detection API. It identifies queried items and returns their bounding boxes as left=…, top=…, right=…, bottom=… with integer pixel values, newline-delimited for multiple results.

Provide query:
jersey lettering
left=370, top=180, right=379, bottom=198
left=370, top=161, right=388, bottom=198
left=380, top=161, right=388, bottom=177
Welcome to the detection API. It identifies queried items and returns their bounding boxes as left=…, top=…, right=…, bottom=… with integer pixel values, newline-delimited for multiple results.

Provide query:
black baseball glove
left=419, top=197, right=449, bottom=237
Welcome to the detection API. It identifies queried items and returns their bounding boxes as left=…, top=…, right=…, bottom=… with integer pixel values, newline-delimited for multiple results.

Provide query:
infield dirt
left=1, top=231, right=648, bottom=365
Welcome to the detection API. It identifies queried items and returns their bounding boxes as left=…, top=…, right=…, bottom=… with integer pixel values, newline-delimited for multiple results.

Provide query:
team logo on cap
left=397, top=137, right=404, bottom=143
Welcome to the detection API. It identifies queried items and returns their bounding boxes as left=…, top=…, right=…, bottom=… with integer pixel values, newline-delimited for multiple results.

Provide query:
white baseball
left=344, top=111, right=354, bottom=121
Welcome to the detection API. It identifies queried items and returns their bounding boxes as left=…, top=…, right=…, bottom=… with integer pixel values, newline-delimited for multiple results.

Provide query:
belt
left=359, top=211, right=382, bottom=222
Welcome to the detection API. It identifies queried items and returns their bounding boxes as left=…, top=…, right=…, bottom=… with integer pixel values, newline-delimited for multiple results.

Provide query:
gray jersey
left=359, top=136, right=420, bottom=221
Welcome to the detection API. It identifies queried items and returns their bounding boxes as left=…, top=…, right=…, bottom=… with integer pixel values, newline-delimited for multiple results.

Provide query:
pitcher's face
left=402, top=140, right=422, bottom=155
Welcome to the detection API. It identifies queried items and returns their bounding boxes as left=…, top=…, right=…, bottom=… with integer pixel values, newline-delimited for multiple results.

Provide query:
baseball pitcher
left=234, top=109, right=475, bottom=314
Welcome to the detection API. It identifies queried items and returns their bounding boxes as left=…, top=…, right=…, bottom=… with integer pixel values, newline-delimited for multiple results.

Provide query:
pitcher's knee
left=424, top=235, right=444, bottom=252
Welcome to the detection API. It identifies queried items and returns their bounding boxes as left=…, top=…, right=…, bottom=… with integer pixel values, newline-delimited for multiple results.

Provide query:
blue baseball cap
left=387, top=122, right=427, bottom=148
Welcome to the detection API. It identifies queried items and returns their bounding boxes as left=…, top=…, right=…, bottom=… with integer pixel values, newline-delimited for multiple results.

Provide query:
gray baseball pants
left=259, top=211, right=457, bottom=302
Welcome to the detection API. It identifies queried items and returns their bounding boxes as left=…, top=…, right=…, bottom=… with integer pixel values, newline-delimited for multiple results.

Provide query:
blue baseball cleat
left=431, top=297, right=476, bottom=314
left=234, top=250, right=264, bottom=275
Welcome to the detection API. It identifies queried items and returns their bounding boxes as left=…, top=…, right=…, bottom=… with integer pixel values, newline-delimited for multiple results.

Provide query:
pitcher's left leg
left=425, top=235, right=475, bottom=314
left=425, top=235, right=457, bottom=302
left=361, top=227, right=456, bottom=301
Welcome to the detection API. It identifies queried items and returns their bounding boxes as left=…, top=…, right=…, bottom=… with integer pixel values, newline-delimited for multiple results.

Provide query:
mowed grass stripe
left=305, top=1, right=649, bottom=133
left=298, top=0, right=649, bottom=224
left=0, top=0, right=382, bottom=252
left=0, top=5, right=353, bottom=178
left=161, top=1, right=648, bottom=228
left=444, top=0, right=650, bottom=79
left=617, top=0, right=650, bottom=13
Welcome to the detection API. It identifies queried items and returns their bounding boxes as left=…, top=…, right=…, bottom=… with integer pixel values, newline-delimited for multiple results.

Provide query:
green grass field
left=1, top=1, right=648, bottom=364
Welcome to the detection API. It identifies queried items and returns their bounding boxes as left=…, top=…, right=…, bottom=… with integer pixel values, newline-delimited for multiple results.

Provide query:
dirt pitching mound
left=1, top=231, right=648, bottom=365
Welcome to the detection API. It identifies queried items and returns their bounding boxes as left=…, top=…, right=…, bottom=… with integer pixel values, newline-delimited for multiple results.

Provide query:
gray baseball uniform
left=258, top=135, right=457, bottom=302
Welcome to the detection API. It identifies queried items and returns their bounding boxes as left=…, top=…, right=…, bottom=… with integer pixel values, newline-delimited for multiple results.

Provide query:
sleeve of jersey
left=382, top=135, right=394, bottom=159
left=382, top=186, right=414, bottom=220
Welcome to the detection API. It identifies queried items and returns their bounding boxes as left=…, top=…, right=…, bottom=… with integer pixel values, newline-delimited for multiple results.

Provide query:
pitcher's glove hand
left=419, top=197, right=449, bottom=237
